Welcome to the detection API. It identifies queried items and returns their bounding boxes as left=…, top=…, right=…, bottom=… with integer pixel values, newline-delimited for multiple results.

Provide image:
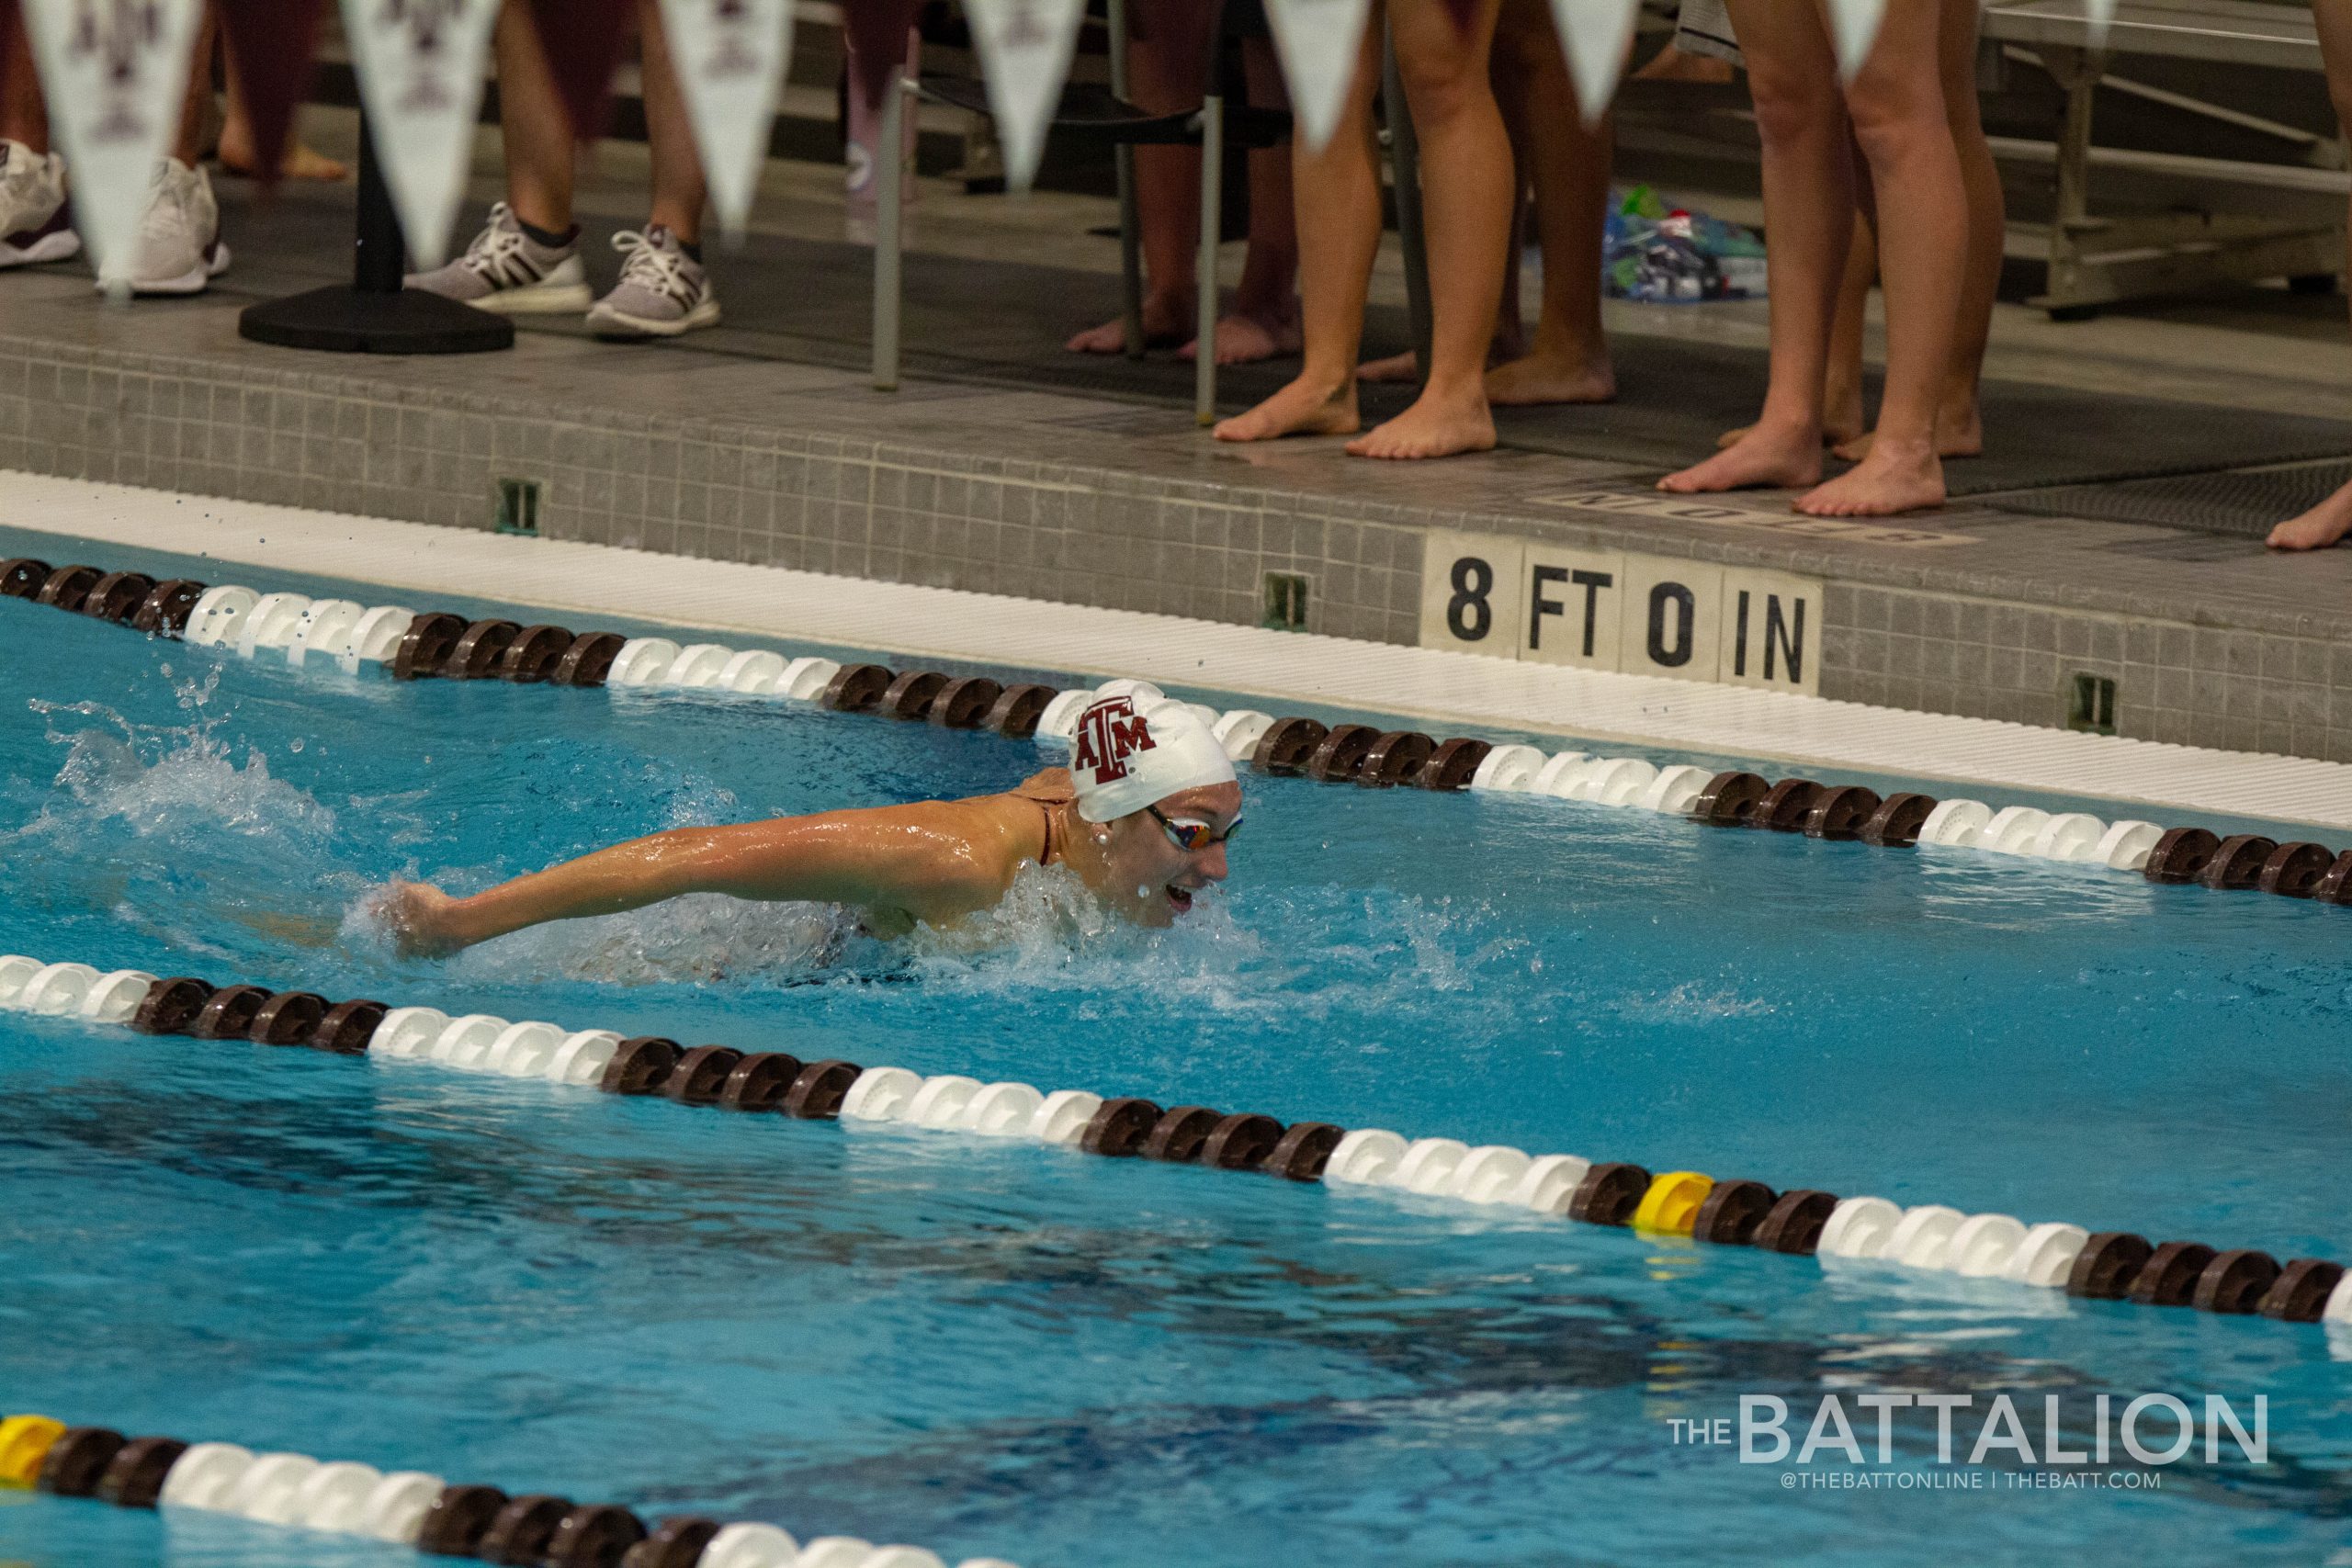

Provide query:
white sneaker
left=0, top=140, right=79, bottom=267
left=405, top=202, right=592, bottom=314
left=117, top=158, right=230, bottom=295
left=585, top=225, right=721, bottom=339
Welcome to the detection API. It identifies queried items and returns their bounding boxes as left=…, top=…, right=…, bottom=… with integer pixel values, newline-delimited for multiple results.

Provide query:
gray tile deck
left=3, top=257, right=2351, bottom=760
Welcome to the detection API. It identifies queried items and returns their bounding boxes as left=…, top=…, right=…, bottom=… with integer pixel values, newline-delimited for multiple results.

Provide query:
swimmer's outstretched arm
left=381, top=806, right=1011, bottom=958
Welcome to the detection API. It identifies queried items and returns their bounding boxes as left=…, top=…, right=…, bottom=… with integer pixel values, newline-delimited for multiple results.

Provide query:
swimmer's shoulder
left=926, top=769, right=1072, bottom=872
left=1005, top=767, right=1077, bottom=807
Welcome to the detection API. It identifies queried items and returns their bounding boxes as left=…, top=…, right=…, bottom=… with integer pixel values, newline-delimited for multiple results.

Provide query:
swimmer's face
left=1103, top=781, right=1241, bottom=927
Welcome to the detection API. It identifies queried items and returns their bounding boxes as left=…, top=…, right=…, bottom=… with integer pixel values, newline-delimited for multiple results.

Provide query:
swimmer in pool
left=379, top=695, right=1240, bottom=958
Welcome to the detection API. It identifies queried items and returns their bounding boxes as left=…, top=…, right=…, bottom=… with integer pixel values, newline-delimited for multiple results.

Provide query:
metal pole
left=1382, top=24, right=1433, bottom=381
left=874, top=67, right=906, bottom=392
left=354, top=118, right=404, bottom=293
left=1196, top=94, right=1223, bottom=425
left=1109, top=0, right=1146, bottom=358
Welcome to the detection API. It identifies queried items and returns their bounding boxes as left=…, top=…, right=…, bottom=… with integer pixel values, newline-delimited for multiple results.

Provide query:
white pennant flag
left=19, top=0, right=206, bottom=287
left=2085, top=0, right=2116, bottom=48
left=1546, top=0, right=1638, bottom=127
left=964, top=0, right=1086, bottom=194
left=1825, top=0, right=1887, bottom=81
left=342, top=0, right=503, bottom=269
left=1262, top=0, right=1375, bottom=152
left=658, top=0, right=796, bottom=237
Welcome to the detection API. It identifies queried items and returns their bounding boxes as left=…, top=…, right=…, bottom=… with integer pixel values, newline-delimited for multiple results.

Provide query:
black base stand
left=238, top=118, right=513, bottom=356
left=240, top=285, right=514, bottom=354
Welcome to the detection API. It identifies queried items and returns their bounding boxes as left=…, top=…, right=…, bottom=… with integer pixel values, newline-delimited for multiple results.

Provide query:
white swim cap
left=1070, top=694, right=1238, bottom=823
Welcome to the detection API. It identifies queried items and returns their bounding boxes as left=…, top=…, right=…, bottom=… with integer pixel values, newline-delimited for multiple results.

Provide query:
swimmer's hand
left=379, top=880, right=470, bottom=960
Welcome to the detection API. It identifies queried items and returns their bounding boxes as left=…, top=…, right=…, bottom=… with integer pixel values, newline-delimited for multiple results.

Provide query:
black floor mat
left=1983, top=459, right=2352, bottom=539
left=218, top=189, right=2352, bottom=511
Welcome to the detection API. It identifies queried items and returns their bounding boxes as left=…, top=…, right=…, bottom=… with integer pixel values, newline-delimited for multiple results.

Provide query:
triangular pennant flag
left=218, top=0, right=327, bottom=192
left=1825, top=0, right=1887, bottom=81
left=2085, top=0, right=2116, bottom=48
left=19, top=0, right=205, bottom=285
left=1546, top=0, right=1637, bottom=127
left=527, top=0, right=633, bottom=143
left=339, top=0, right=501, bottom=268
left=843, top=0, right=920, bottom=114
left=963, top=0, right=1085, bottom=193
left=659, top=0, right=797, bottom=236
left=1261, top=0, right=1375, bottom=152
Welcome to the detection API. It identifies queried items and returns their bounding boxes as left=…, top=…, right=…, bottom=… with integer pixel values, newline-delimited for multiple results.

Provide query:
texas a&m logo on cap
left=1072, top=697, right=1157, bottom=784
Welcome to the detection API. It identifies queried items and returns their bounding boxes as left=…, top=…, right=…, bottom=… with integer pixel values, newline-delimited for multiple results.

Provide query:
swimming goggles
left=1148, top=806, right=1243, bottom=852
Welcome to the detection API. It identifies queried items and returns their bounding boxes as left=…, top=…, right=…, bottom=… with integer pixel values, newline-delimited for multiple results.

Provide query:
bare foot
left=1796, top=438, right=1945, bottom=517
left=1362, top=330, right=1526, bottom=385
left=1835, top=402, right=1984, bottom=463
left=1067, top=291, right=1193, bottom=355
left=1179, top=308, right=1303, bottom=367
left=2267, top=484, right=2352, bottom=551
left=218, top=138, right=350, bottom=182
left=1634, top=43, right=1736, bottom=84
left=1213, top=376, right=1360, bottom=443
left=1718, top=387, right=1864, bottom=451
left=1662, top=423, right=1824, bottom=493
left=1345, top=385, right=1496, bottom=460
left=1487, top=349, right=1616, bottom=407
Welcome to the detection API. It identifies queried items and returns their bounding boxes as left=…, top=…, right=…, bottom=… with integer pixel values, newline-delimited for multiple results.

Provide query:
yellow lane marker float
left=1633, top=1172, right=1716, bottom=1236
left=0, top=1415, right=64, bottom=1486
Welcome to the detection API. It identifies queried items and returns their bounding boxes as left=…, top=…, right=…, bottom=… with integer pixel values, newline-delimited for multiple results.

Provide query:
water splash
left=902, top=865, right=1540, bottom=1028
left=14, top=688, right=334, bottom=848
left=437, top=892, right=861, bottom=987
left=1614, top=980, right=1776, bottom=1026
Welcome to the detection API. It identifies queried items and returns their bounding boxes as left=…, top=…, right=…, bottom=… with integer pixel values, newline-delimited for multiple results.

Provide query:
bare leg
left=637, top=0, right=707, bottom=243
left=1070, top=0, right=1212, bottom=353
left=175, top=6, right=215, bottom=165
left=1356, top=345, right=1425, bottom=381
left=1347, top=0, right=1508, bottom=459
left=1212, top=14, right=1381, bottom=443
left=495, top=0, right=577, bottom=235
left=1361, top=185, right=1521, bottom=381
left=1661, top=0, right=1849, bottom=495
left=1717, top=209, right=1869, bottom=448
left=1819, top=211, right=1872, bottom=440
left=218, top=26, right=347, bottom=178
left=1835, top=0, right=1997, bottom=462
left=1182, top=32, right=1305, bottom=365
left=2272, top=0, right=2352, bottom=550
left=3, top=7, right=50, bottom=151
left=1795, top=0, right=1964, bottom=515
left=1485, top=0, right=1614, bottom=407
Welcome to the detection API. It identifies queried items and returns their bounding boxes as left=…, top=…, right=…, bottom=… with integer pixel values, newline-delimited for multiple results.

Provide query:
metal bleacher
left=1983, top=0, right=2343, bottom=317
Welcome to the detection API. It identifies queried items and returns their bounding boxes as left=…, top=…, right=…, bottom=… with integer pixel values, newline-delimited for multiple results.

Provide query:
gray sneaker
left=119, top=158, right=228, bottom=295
left=405, top=202, right=591, bottom=313
left=0, top=140, right=78, bottom=267
left=585, top=225, right=720, bottom=339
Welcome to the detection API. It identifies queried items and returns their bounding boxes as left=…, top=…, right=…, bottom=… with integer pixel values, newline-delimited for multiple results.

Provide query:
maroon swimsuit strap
left=1009, top=768, right=1077, bottom=868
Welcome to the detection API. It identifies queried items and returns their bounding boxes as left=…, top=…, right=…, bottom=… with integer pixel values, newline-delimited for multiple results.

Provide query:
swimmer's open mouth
left=1166, top=886, right=1194, bottom=915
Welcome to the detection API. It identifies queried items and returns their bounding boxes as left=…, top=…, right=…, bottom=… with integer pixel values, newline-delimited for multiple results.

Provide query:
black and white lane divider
left=6, top=953, right=2346, bottom=1337
left=0, top=1408, right=1018, bottom=1568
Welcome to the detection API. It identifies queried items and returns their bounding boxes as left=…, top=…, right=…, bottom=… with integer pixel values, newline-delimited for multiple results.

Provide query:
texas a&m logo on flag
left=1072, top=698, right=1157, bottom=784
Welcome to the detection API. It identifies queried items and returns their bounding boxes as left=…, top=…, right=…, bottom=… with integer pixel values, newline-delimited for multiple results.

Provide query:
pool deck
left=3, top=130, right=2351, bottom=768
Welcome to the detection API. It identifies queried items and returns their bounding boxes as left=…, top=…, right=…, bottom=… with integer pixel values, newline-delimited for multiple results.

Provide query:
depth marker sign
left=1418, top=528, right=1824, bottom=694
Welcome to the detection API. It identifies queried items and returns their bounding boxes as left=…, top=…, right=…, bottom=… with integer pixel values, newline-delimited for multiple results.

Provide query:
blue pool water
left=2, top=528, right=2349, bottom=1565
